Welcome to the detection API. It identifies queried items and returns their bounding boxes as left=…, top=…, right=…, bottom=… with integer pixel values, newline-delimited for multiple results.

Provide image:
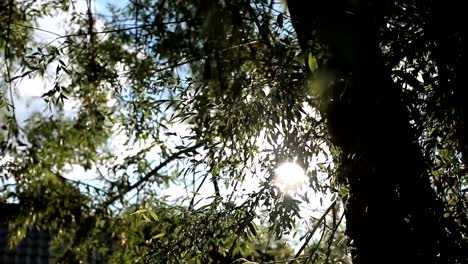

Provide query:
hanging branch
left=86, top=0, right=97, bottom=84
left=103, top=143, right=203, bottom=208
left=289, top=200, right=337, bottom=264
left=325, top=208, right=346, bottom=263
left=4, top=0, right=17, bottom=123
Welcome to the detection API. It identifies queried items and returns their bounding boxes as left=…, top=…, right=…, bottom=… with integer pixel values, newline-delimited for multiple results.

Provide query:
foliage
left=1, top=0, right=468, bottom=263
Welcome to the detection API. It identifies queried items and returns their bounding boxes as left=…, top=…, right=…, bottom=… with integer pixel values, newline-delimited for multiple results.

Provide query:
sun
left=274, top=162, right=306, bottom=193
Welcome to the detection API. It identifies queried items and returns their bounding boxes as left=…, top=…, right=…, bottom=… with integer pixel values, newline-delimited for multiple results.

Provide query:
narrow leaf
left=308, top=52, right=318, bottom=72
left=149, top=211, right=159, bottom=222
left=131, top=208, right=147, bottom=215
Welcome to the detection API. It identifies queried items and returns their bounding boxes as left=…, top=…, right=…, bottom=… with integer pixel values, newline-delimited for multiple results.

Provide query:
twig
left=289, top=201, right=337, bottom=264
left=103, top=143, right=203, bottom=208
left=4, top=0, right=19, bottom=136
left=63, top=176, right=109, bottom=196
left=325, top=209, right=346, bottom=263
left=189, top=173, right=209, bottom=209
left=305, top=219, right=328, bottom=263
left=14, top=21, right=186, bottom=41
left=246, top=0, right=273, bottom=49
left=16, top=24, right=62, bottom=37
left=232, top=256, right=317, bottom=264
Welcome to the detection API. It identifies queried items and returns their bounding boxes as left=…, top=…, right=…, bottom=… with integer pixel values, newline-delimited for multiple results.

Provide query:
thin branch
left=306, top=219, right=328, bottom=263
left=120, top=40, right=261, bottom=76
left=289, top=200, right=337, bottom=264
left=86, top=0, right=96, bottom=83
left=4, top=70, right=34, bottom=83
left=227, top=179, right=240, bottom=202
left=264, top=254, right=311, bottom=263
left=103, top=143, right=203, bottom=208
left=246, top=0, right=273, bottom=49
left=212, top=176, right=220, bottom=197
left=14, top=20, right=187, bottom=41
left=231, top=254, right=313, bottom=264
left=63, top=177, right=109, bottom=196
left=4, top=0, right=18, bottom=133
left=148, top=57, right=201, bottom=74
left=189, top=173, right=209, bottom=208
left=226, top=188, right=267, bottom=258
left=325, top=209, right=346, bottom=263
left=16, top=24, right=62, bottom=37
left=13, top=23, right=116, bottom=39
left=46, top=168, right=110, bottom=196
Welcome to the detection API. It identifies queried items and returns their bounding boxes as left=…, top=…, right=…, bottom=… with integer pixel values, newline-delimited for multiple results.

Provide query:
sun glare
left=274, top=162, right=306, bottom=193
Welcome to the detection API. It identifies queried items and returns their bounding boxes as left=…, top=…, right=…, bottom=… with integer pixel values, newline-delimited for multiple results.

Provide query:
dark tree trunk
left=286, top=0, right=456, bottom=263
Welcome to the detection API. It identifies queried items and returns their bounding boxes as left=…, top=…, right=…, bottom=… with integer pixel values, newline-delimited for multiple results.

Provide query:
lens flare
left=274, top=162, right=306, bottom=193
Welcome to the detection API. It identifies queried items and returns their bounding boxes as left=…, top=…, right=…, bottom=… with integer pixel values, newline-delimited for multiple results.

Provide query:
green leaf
left=308, top=52, right=318, bottom=72
left=293, top=55, right=305, bottom=66
left=131, top=208, right=148, bottom=215
left=142, top=214, right=152, bottom=222
left=152, top=232, right=165, bottom=239
left=339, top=186, right=350, bottom=199
left=149, top=211, right=159, bottom=222
left=248, top=222, right=258, bottom=237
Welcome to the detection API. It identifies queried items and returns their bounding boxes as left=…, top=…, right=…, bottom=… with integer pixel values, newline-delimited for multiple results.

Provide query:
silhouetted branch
left=14, top=20, right=187, bottom=40
left=289, top=200, right=337, bottom=264
left=103, top=143, right=203, bottom=208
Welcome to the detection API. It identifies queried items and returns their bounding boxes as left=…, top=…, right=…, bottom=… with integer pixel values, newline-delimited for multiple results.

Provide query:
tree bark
left=286, top=0, right=453, bottom=263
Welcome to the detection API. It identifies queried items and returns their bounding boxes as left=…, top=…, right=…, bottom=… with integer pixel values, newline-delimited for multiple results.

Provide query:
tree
left=286, top=0, right=468, bottom=262
left=1, top=0, right=467, bottom=263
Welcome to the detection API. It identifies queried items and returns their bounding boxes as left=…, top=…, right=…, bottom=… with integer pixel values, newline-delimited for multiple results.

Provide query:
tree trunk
left=286, top=0, right=453, bottom=263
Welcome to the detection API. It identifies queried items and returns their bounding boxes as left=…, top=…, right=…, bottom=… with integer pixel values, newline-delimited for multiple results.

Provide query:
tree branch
left=325, top=208, right=346, bottom=263
left=14, top=21, right=187, bottom=40
left=289, top=200, right=337, bottom=264
left=246, top=0, right=273, bottom=49
left=103, top=143, right=203, bottom=208
left=189, top=173, right=209, bottom=209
